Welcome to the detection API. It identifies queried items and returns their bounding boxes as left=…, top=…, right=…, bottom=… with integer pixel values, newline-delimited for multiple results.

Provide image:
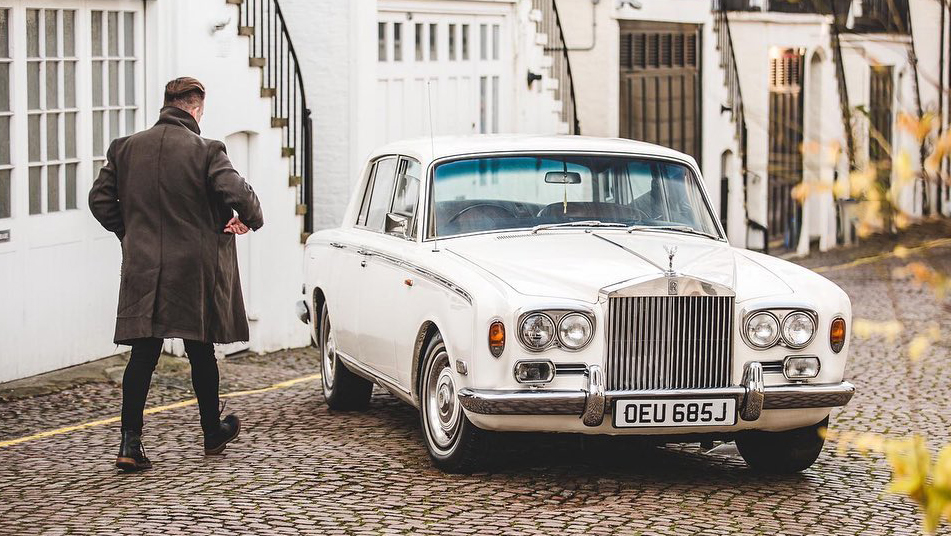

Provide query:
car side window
left=355, top=162, right=377, bottom=226
left=391, top=158, right=422, bottom=236
left=361, top=157, right=398, bottom=231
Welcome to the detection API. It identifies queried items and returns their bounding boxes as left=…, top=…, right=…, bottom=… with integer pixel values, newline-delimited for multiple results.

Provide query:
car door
left=327, top=161, right=385, bottom=358
left=352, top=156, right=404, bottom=381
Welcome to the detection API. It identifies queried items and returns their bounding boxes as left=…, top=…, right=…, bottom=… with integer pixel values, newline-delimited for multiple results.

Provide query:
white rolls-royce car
left=298, top=135, right=854, bottom=474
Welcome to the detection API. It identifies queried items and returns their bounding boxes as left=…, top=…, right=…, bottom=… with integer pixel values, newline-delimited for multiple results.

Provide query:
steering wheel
left=447, top=203, right=518, bottom=225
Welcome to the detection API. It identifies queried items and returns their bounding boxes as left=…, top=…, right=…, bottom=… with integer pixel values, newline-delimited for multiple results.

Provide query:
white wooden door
left=376, top=4, right=511, bottom=147
left=218, top=131, right=253, bottom=355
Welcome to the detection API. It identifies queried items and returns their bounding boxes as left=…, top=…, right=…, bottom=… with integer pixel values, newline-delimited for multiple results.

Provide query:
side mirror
left=545, top=171, right=582, bottom=184
left=385, top=212, right=410, bottom=238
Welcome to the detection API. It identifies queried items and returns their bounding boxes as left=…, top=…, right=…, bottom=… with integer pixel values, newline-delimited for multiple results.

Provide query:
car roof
left=368, top=134, right=699, bottom=169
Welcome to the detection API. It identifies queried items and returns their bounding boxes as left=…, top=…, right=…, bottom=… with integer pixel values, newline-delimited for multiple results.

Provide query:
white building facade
left=0, top=0, right=312, bottom=382
left=2, top=0, right=946, bottom=382
left=557, top=0, right=949, bottom=254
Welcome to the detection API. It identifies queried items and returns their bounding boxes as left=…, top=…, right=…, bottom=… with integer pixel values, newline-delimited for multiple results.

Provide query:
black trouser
left=121, top=338, right=221, bottom=434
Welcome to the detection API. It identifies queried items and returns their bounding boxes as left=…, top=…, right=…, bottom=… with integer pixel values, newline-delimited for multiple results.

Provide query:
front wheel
left=736, top=417, right=829, bottom=473
left=419, top=333, right=492, bottom=473
left=319, top=302, right=373, bottom=410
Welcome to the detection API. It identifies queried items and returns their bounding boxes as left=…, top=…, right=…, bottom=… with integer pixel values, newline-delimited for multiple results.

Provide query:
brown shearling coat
left=89, top=106, right=264, bottom=345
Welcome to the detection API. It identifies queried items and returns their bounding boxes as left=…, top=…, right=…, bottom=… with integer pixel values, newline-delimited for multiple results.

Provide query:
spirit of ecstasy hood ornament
left=663, top=245, right=678, bottom=277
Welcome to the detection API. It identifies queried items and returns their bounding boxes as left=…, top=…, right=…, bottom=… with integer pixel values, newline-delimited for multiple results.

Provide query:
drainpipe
left=939, top=0, right=946, bottom=215
left=560, top=0, right=599, bottom=52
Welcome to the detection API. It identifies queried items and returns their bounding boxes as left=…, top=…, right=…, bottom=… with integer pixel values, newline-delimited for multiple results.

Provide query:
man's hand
left=224, top=216, right=250, bottom=235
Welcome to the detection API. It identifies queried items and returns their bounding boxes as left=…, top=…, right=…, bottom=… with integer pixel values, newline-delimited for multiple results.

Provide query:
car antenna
left=428, top=79, right=440, bottom=253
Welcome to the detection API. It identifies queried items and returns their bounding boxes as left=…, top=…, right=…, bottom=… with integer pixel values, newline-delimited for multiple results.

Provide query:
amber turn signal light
left=830, top=317, right=846, bottom=353
left=489, top=321, right=505, bottom=358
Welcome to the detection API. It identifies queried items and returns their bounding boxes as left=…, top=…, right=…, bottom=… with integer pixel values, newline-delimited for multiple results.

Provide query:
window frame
left=354, top=155, right=399, bottom=233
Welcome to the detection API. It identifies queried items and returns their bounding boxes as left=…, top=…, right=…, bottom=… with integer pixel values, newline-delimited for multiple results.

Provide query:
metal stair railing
left=531, top=0, right=581, bottom=135
left=227, top=0, right=314, bottom=241
left=713, top=0, right=768, bottom=251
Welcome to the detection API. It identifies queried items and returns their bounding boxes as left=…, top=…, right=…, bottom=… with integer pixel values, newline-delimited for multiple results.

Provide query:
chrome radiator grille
left=606, top=295, right=735, bottom=391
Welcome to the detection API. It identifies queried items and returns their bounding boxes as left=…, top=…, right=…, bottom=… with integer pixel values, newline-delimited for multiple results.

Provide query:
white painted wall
left=1, top=0, right=308, bottom=382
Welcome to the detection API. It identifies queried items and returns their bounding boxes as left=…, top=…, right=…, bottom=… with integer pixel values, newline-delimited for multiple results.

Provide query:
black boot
left=116, top=430, right=152, bottom=472
left=204, top=414, right=240, bottom=455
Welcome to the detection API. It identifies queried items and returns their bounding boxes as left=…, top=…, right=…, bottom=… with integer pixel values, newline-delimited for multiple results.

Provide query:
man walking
left=89, top=77, right=264, bottom=472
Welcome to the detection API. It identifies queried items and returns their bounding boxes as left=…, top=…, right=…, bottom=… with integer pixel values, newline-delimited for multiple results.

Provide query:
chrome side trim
left=336, top=242, right=473, bottom=304
left=336, top=351, right=415, bottom=406
left=740, top=361, right=765, bottom=421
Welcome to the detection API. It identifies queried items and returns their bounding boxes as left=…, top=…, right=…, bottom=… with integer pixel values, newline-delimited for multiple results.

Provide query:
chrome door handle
left=329, top=242, right=345, bottom=249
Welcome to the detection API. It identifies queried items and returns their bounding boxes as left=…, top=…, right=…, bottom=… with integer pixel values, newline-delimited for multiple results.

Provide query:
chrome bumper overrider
left=456, top=362, right=855, bottom=427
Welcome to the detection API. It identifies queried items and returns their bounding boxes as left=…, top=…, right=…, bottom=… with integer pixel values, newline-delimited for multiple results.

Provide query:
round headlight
left=558, top=313, right=593, bottom=350
left=520, top=313, right=555, bottom=350
left=782, top=311, right=815, bottom=348
left=746, top=312, right=780, bottom=348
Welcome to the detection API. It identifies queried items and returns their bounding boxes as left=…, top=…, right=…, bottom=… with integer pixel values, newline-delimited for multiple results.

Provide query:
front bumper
left=457, top=362, right=855, bottom=427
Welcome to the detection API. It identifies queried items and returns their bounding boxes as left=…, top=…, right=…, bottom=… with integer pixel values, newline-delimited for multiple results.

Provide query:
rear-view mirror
left=544, top=171, right=582, bottom=184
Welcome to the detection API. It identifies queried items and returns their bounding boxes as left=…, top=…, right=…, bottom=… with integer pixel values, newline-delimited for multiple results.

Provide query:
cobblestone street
left=2, top=227, right=950, bottom=535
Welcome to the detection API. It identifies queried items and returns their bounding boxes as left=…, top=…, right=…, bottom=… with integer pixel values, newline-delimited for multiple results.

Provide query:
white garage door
left=376, top=3, right=512, bottom=146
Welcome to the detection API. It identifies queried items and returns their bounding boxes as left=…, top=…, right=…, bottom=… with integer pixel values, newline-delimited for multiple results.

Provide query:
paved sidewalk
left=1, top=222, right=950, bottom=535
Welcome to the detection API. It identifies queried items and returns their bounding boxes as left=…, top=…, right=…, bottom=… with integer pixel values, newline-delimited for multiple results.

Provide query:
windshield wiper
left=531, top=220, right=627, bottom=234
left=626, top=224, right=721, bottom=241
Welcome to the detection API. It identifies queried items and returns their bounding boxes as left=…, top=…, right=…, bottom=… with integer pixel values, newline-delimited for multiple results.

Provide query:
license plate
left=613, top=398, right=737, bottom=428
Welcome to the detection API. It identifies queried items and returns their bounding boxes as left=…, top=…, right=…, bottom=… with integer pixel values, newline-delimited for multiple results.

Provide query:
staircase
left=712, top=0, right=768, bottom=250
left=529, top=0, right=581, bottom=135
left=227, top=0, right=314, bottom=243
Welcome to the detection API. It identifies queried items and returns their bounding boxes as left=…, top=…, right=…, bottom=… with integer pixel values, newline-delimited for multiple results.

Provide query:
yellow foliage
left=852, top=318, right=903, bottom=342
left=897, top=112, right=936, bottom=143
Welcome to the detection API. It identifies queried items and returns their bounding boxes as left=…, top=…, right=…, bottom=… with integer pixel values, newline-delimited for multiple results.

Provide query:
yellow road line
left=812, top=237, right=951, bottom=274
left=0, top=372, right=321, bottom=449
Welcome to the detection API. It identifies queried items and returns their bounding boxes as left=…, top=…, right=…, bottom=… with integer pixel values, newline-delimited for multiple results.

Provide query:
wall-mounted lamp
left=527, top=71, right=543, bottom=88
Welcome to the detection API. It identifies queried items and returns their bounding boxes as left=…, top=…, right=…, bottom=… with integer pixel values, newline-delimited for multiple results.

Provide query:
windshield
left=429, top=154, right=721, bottom=238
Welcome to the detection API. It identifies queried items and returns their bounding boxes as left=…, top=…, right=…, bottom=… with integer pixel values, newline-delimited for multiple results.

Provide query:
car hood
left=444, top=231, right=793, bottom=303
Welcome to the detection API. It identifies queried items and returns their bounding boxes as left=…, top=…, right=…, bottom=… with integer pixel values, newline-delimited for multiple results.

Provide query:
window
left=91, top=10, right=137, bottom=178
left=415, top=23, right=423, bottom=61
left=461, top=24, right=469, bottom=60
left=393, top=23, right=402, bottom=62
left=448, top=24, right=456, bottom=60
left=392, top=158, right=421, bottom=236
left=492, top=76, right=499, bottom=134
left=429, top=23, right=437, bottom=61
left=358, top=157, right=398, bottom=231
left=378, top=22, right=387, bottom=61
left=0, top=9, right=10, bottom=219
left=492, top=24, right=499, bottom=60
left=479, top=24, right=487, bottom=60
left=479, top=76, right=487, bottom=134
left=431, top=155, right=720, bottom=238
left=27, top=8, right=78, bottom=215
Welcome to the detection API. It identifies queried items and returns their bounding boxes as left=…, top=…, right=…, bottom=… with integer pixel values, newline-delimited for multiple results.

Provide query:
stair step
left=528, top=9, right=543, bottom=23
left=282, top=147, right=296, bottom=158
left=249, top=57, right=266, bottom=68
left=272, top=117, right=289, bottom=128
left=226, top=0, right=243, bottom=4
left=238, top=26, right=254, bottom=37
left=300, top=232, right=312, bottom=244
left=295, top=204, right=308, bottom=215
left=535, top=33, right=548, bottom=47
left=261, top=87, right=276, bottom=98
left=288, top=175, right=302, bottom=187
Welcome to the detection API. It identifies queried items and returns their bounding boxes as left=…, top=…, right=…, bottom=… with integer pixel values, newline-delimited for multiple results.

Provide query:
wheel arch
left=311, top=287, right=327, bottom=344
left=411, top=321, right=442, bottom=407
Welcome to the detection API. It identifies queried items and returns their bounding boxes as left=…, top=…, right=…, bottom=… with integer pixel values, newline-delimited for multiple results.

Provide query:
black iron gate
left=619, top=22, right=701, bottom=162
left=767, top=48, right=805, bottom=249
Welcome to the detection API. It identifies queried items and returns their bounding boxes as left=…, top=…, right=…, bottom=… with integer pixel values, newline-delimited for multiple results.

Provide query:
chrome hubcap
left=426, top=350, right=460, bottom=451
